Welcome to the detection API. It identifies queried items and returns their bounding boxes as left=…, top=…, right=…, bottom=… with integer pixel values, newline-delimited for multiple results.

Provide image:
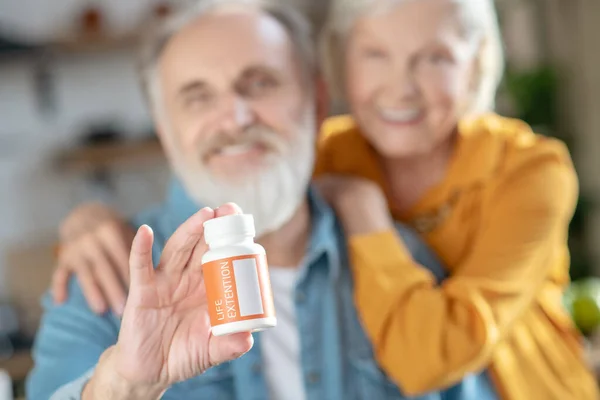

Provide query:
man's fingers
left=51, top=268, right=71, bottom=304
left=209, top=332, right=254, bottom=367
left=187, top=203, right=242, bottom=273
left=188, top=236, right=209, bottom=273
left=159, top=207, right=214, bottom=273
left=76, top=265, right=107, bottom=314
left=129, top=225, right=155, bottom=288
left=214, top=203, right=242, bottom=218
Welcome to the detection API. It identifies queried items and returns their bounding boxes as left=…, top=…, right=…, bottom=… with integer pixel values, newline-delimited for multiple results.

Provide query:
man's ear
left=315, top=74, right=330, bottom=128
left=154, top=119, right=168, bottom=141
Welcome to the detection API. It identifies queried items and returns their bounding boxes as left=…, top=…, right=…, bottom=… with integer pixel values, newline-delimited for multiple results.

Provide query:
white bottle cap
left=203, top=214, right=256, bottom=245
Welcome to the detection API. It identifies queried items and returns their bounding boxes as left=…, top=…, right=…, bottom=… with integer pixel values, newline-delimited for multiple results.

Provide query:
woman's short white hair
left=138, top=0, right=317, bottom=117
left=320, top=0, right=505, bottom=115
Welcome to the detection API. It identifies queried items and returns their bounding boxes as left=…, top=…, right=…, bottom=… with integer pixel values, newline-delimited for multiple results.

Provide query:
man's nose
left=216, top=94, right=256, bottom=133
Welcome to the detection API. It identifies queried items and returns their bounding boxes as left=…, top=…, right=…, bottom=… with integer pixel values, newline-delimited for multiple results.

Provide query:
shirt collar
left=332, top=114, right=506, bottom=216
left=302, top=186, right=342, bottom=280
left=450, top=113, right=506, bottom=188
left=401, top=113, right=506, bottom=215
left=164, top=177, right=342, bottom=278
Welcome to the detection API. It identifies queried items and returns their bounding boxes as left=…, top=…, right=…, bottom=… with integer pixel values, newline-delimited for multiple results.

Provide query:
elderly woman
left=51, top=0, right=597, bottom=398
left=314, top=0, right=597, bottom=398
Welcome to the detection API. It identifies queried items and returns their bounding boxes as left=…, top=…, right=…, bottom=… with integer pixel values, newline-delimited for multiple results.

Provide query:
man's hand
left=53, top=203, right=134, bottom=316
left=315, top=175, right=394, bottom=235
left=83, top=204, right=253, bottom=399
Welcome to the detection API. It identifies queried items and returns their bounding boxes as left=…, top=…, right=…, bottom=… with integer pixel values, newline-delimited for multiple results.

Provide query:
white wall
left=0, top=48, right=170, bottom=299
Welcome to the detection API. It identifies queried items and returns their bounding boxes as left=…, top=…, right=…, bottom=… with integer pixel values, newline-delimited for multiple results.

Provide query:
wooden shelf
left=55, top=138, right=164, bottom=171
left=0, top=12, right=176, bottom=62
left=0, top=33, right=142, bottom=63
left=49, top=32, right=141, bottom=54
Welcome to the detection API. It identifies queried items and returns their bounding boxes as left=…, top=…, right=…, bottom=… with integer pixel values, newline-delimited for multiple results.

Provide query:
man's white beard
left=170, top=107, right=316, bottom=237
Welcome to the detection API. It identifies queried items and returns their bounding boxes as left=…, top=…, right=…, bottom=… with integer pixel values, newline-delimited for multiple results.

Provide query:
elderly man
left=27, top=1, right=495, bottom=399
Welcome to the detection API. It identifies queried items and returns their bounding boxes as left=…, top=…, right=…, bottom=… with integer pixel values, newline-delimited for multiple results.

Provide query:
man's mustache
left=199, top=125, right=287, bottom=159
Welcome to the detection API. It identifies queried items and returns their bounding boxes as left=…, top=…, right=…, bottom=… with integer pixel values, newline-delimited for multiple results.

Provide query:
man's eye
left=184, top=92, right=214, bottom=108
left=245, top=76, right=278, bottom=96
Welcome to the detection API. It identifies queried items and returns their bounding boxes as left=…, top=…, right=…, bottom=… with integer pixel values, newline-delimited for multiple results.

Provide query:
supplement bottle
left=202, top=214, right=277, bottom=336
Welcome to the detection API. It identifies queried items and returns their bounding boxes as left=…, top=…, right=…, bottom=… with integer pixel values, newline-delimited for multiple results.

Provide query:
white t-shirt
left=260, top=266, right=306, bottom=400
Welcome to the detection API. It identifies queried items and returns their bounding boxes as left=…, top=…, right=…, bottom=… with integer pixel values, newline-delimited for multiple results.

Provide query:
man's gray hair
left=138, top=0, right=317, bottom=116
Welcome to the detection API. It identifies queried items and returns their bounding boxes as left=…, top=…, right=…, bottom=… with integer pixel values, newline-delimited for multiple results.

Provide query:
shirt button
left=295, top=291, right=306, bottom=303
left=306, top=372, right=321, bottom=384
left=251, top=362, right=261, bottom=374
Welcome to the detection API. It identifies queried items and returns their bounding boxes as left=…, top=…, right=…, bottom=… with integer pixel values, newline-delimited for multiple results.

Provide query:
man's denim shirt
left=26, top=179, right=497, bottom=400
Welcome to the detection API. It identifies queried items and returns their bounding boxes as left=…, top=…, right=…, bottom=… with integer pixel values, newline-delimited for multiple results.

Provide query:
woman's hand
left=53, top=203, right=135, bottom=316
left=315, top=174, right=394, bottom=235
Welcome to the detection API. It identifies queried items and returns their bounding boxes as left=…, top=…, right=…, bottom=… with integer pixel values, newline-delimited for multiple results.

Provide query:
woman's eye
left=426, top=51, right=453, bottom=65
left=362, top=47, right=387, bottom=59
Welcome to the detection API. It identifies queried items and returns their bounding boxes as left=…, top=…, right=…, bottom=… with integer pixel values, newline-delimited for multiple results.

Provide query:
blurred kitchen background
left=0, top=0, right=599, bottom=397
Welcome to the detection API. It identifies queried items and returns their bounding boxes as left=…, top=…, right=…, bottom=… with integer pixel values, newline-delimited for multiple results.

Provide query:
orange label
left=203, top=254, right=275, bottom=327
